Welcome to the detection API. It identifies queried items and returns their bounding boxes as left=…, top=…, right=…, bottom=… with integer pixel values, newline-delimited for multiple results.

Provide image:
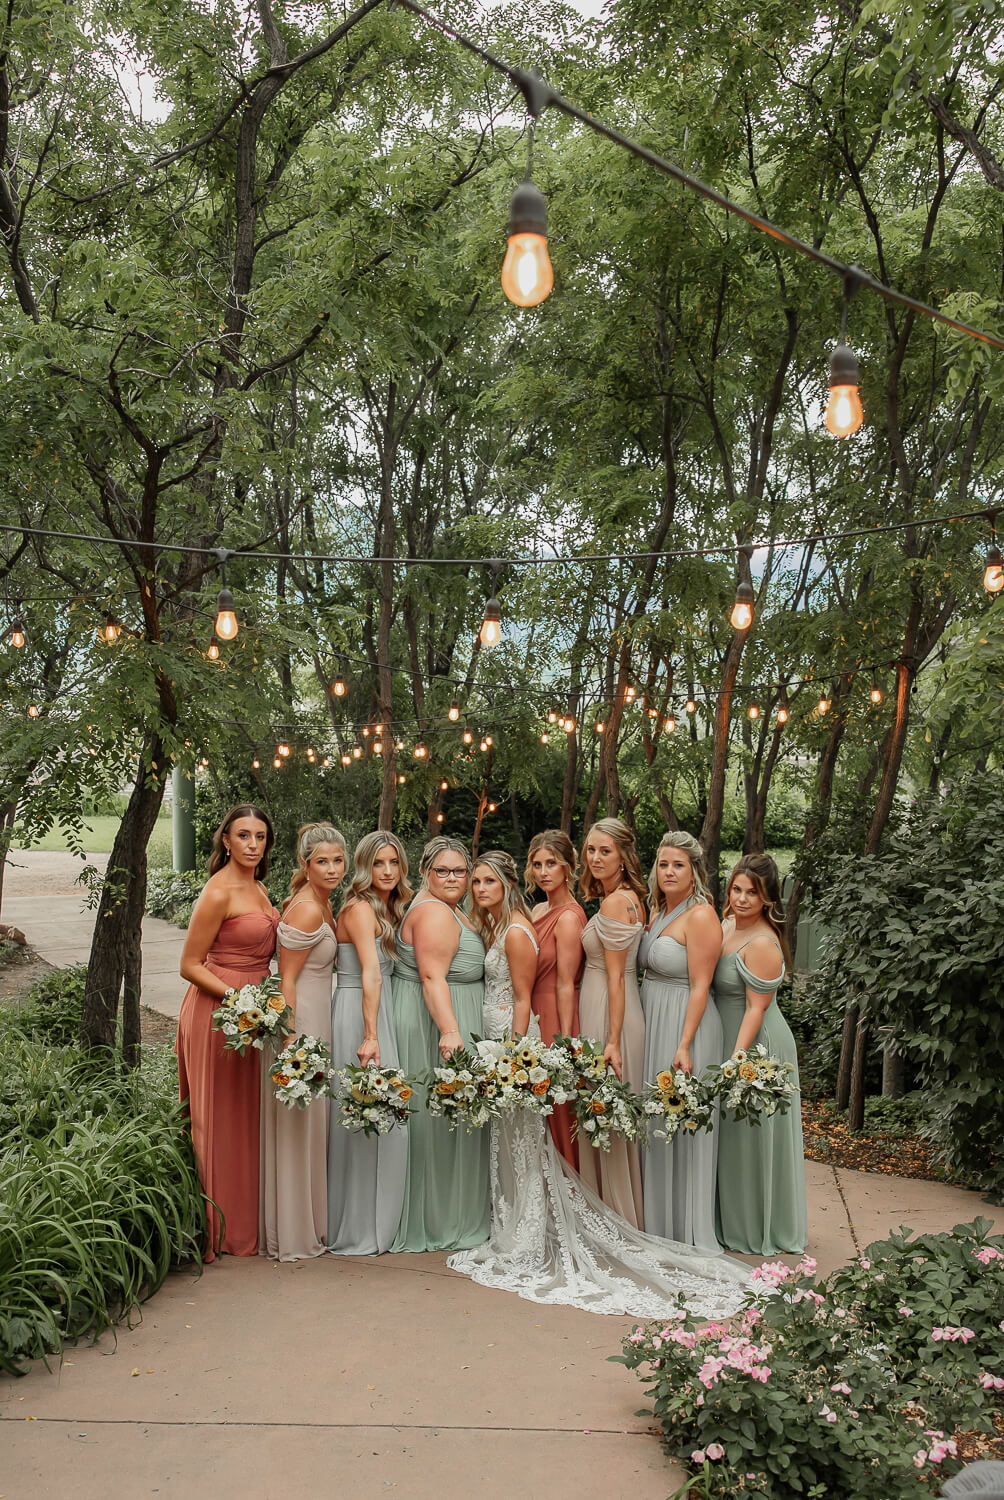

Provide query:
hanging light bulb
left=27, top=703, right=39, bottom=718
left=341, top=753, right=351, bottom=766
left=730, top=545, right=756, bottom=631
left=10, top=622, right=25, bottom=648
left=375, top=722, right=384, bottom=735
left=870, top=684, right=884, bottom=704
left=647, top=706, right=658, bottom=719
left=488, top=801, right=497, bottom=813
left=353, top=745, right=362, bottom=759
left=395, top=737, right=405, bottom=751
left=332, top=674, right=346, bottom=697
left=436, top=812, right=444, bottom=824
left=564, top=716, right=575, bottom=733
left=624, top=684, right=636, bottom=702
left=398, top=773, right=407, bottom=785
left=777, top=703, right=789, bottom=725
left=480, top=738, right=489, bottom=752
left=983, top=542, right=1004, bottom=594
left=595, top=720, right=605, bottom=734
left=307, top=747, right=316, bottom=762
left=362, top=725, right=370, bottom=738
left=501, top=181, right=553, bottom=308
left=440, top=779, right=449, bottom=791
left=252, top=757, right=260, bottom=769
left=556, top=715, right=566, bottom=730
left=322, top=756, right=330, bottom=767
left=374, top=739, right=383, bottom=755
left=540, top=731, right=549, bottom=743
left=548, top=710, right=558, bottom=724
left=463, top=728, right=473, bottom=745
left=214, top=587, right=238, bottom=640
left=414, top=743, right=427, bottom=759
left=98, top=616, right=120, bottom=644
left=825, top=344, right=864, bottom=438
left=478, top=560, right=504, bottom=648
left=748, top=702, right=760, bottom=720
left=273, top=756, right=282, bottom=769
left=279, top=741, right=291, bottom=757
left=818, top=694, right=830, bottom=714
left=685, top=698, right=696, bottom=715
left=664, top=715, right=676, bottom=733
left=485, top=734, right=493, bottom=746
left=448, top=700, right=460, bottom=722
left=207, top=639, right=220, bottom=661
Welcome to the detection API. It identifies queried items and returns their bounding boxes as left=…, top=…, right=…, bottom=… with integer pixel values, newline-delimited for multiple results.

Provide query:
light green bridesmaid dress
left=714, top=943, right=807, bottom=1255
left=391, top=898, right=491, bottom=1254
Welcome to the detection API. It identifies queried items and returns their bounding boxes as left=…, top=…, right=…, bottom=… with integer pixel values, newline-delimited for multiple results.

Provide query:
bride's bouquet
left=334, top=1062, right=416, bottom=1135
left=423, top=1045, right=498, bottom=1132
left=474, top=1035, right=577, bottom=1119
left=705, top=1044, right=798, bottom=1124
left=641, top=1067, right=715, bottom=1141
left=555, top=1034, right=647, bottom=1151
left=211, top=976, right=293, bottom=1055
left=271, top=1034, right=336, bottom=1109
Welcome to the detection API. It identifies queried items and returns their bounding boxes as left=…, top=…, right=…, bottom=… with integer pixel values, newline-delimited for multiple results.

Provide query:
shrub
left=0, top=1037, right=204, bottom=1374
left=6, top=963, right=87, bottom=1046
left=145, top=868, right=205, bottom=928
left=616, top=1219, right=1004, bottom=1499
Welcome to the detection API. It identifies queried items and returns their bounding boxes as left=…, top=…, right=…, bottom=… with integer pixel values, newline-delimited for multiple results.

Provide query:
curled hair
left=725, top=854, right=793, bottom=971
left=471, top=848, right=532, bottom=952
left=648, top=831, right=714, bottom=913
left=208, top=804, right=274, bottom=881
left=285, top=822, right=346, bottom=909
left=579, top=818, right=648, bottom=909
left=345, top=831, right=413, bottom=955
left=523, top=829, right=578, bottom=895
left=418, top=835, right=472, bottom=890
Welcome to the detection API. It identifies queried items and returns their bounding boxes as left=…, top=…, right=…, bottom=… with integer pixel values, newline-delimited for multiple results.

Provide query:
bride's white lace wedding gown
left=447, top=929, right=751, bottom=1319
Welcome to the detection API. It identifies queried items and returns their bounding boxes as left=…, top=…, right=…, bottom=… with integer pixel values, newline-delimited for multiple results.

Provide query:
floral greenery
left=5, top=962, right=88, bottom=1046
left=144, top=868, right=205, bottom=929
left=808, top=771, right=1004, bottom=1197
left=0, top=1026, right=204, bottom=1375
left=615, top=1219, right=1004, bottom=1499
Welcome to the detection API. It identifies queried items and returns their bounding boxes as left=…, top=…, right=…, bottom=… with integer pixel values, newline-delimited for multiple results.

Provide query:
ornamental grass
left=0, top=1007, right=205, bottom=1376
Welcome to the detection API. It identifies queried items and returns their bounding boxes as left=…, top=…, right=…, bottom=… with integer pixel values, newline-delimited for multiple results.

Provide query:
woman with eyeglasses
left=391, top=836, right=490, bottom=1254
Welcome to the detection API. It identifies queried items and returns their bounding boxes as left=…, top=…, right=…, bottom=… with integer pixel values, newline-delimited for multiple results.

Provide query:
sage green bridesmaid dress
left=391, top=898, right=490, bottom=1253
left=714, top=943, right=807, bottom=1255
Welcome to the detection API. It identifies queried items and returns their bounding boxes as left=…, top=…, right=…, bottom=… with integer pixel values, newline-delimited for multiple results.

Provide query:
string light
left=564, top=716, right=575, bottom=733
left=685, top=699, right=696, bottom=715
left=984, top=513, right=1004, bottom=593
left=485, top=735, right=493, bottom=746
left=213, top=548, right=238, bottom=640
left=825, top=274, right=864, bottom=439
left=624, top=684, right=636, bottom=703
left=341, top=753, right=351, bottom=766
left=375, top=722, right=384, bottom=735
left=436, top=812, right=444, bottom=823
left=448, top=700, right=460, bottom=721
left=332, top=674, right=346, bottom=697
left=207, top=639, right=220, bottom=661
left=27, top=703, right=39, bottom=718
left=10, top=621, right=24, bottom=648
left=647, top=706, right=658, bottom=719
left=440, top=779, right=449, bottom=791
left=818, top=694, right=830, bottom=714
left=488, top=801, right=497, bottom=813
left=595, top=720, right=605, bottom=733
left=374, top=739, right=383, bottom=754
left=396, top=737, right=405, bottom=751
left=870, top=684, right=884, bottom=704
left=414, top=743, right=427, bottom=759
left=664, top=715, right=676, bottom=733
left=273, top=756, right=282, bottom=768
left=307, top=747, right=316, bottom=762
left=548, top=710, right=557, bottom=723
left=353, top=745, right=362, bottom=759
left=362, top=725, right=370, bottom=737
left=97, top=616, right=120, bottom=644
left=463, top=728, right=474, bottom=745
left=777, top=702, right=789, bottom=724
left=540, top=731, right=549, bottom=743
left=322, top=756, right=330, bottom=767
left=500, top=116, right=553, bottom=308
left=277, top=742, right=291, bottom=757
left=480, top=738, right=489, bottom=752
left=398, top=773, right=407, bottom=784
left=252, top=757, right=260, bottom=769
left=730, top=544, right=755, bottom=631
left=478, top=560, right=504, bottom=648
left=747, top=702, right=760, bottom=719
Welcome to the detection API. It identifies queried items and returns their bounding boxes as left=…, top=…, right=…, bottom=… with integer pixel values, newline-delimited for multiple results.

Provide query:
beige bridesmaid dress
left=259, top=912, right=336, bottom=1261
left=576, top=909, right=645, bottom=1229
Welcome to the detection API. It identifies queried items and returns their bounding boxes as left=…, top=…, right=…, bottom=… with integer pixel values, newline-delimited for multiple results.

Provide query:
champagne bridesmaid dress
left=391, top=898, right=491, bottom=1253
left=577, top=910, right=645, bottom=1229
left=639, top=897, right=724, bottom=1252
left=176, top=908, right=279, bottom=1259
left=327, top=939, right=407, bottom=1254
left=259, top=911, right=336, bottom=1261
left=530, top=901, right=586, bottom=1170
left=714, top=943, right=807, bottom=1254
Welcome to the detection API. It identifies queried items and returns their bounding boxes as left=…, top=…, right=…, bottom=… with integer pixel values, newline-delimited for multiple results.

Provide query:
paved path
left=2, top=849, right=1000, bottom=1499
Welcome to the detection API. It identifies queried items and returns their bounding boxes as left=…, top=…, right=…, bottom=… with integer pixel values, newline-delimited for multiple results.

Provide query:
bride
left=447, top=850, right=751, bottom=1320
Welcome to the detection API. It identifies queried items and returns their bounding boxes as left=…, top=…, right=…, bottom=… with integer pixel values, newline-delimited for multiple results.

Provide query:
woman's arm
left=179, top=884, right=232, bottom=998
left=277, top=898, right=326, bottom=1031
left=553, top=908, right=583, bottom=1034
left=598, top=890, right=638, bottom=1080
left=732, top=935, right=784, bottom=1055
left=412, top=904, right=463, bottom=1060
left=341, top=901, right=384, bottom=1066
left=505, top=924, right=537, bottom=1037
left=671, top=905, right=723, bottom=1073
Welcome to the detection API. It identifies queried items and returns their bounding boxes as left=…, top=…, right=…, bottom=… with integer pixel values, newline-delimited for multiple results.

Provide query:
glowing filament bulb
left=398, top=774, right=406, bottom=785
left=333, top=675, right=346, bottom=697
left=273, top=756, right=282, bottom=769
left=564, top=717, right=575, bottom=733
left=540, top=732, right=549, bottom=744
left=252, top=757, right=260, bottom=769
left=214, top=588, right=238, bottom=640
left=278, top=742, right=290, bottom=757
left=448, top=700, right=460, bottom=721
left=341, top=754, right=351, bottom=766
left=440, top=780, right=449, bottom=791
left=748, top=703, right=760, bottom=720
left=207, top=640, right=220, bottom=661
left=480, top=739, right=489, bottom=752
left=463, top=729, right=473, bottom=745
left=685, top=699, right=696, bottom=715
left=11, top=626, right=25, bottom=648
left=436, top=812, right=444, bottom=823
left=870, top=686, right=883, bottom=704
left=664, top=716, right=676, bottom=733
left=595, top=721, right=605, bottom=734
left=777, top=705, right=789, bottom=724
left=27, top=703, right=39, bottom=718
left=353, top=746, right=362, bottom=759
left=984, top=544, right=1004, bottom=594
left=818, top=695, right=829, bottom=714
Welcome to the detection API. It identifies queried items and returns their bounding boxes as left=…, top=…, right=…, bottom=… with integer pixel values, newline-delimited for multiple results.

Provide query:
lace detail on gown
left=447, top=930, right=751, bottom=1320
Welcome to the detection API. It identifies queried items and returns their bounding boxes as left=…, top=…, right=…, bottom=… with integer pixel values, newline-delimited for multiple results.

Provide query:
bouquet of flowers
left=423, top=1045, right=498, bottom=1132
left=555, top=1034, right=647, bottom=1151
left=705, top=1043, right=798, bottom=1124
left=474, top=1034, right=578, bottom=1119
left=641, top=1067, right=716, bottom=1141
left=271, top=1034, right=336, bottom=1109
left=211, top=976, right=293, bottom=1055
left=334, top=1062, right=416, bottom=1136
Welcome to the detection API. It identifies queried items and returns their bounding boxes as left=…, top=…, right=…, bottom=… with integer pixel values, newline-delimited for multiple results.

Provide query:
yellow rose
left=237, top=1014, right=255, bottom=1031
left=389, top=1077, right=404, bottom=1089
left=656, top=1070, right=675, bottom=1090
left=267, top=994, right=286, bottom=1012
left=398, top=1085, right=413, bottom=1102
left=739, top=1062, right=757, bottom=1083
left=437, top=1080, right=457, bottom=1095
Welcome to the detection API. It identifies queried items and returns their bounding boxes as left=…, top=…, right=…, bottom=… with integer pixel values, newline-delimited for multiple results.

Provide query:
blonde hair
left=471, top=849, right=532, bottom=952
left=649, top=831, right=714, bottom=913
left=523, top=829, right=578, bottom=895
left=284, top=822, right=346, bottom=909
left=418, top=835, right=473, bottom=890
left=345, top=831, right=413, bottom=956
left=579, top=818, right=648, bottom=908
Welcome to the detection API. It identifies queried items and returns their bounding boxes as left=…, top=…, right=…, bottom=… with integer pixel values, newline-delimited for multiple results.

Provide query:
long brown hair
left=208, top=804, right=275, bottom=880
left=345, top=831, right=413, bottom=955
left=579, top=818, right=648, bottom=909
left=523, top=829, right=578, bottom=895
left=285, top=822, right=346, bottom=909
left=472, top=849, right=533, bottom=952
left=725, top=854, right=793, bottom=970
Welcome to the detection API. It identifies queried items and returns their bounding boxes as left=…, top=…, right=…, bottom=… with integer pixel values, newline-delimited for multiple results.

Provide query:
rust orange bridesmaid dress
left=530, top=901, right=587, bottom=1171
left=176, top=908, right=279, bottom=1259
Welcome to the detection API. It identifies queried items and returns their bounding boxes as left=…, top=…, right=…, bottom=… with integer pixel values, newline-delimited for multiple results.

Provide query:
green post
left=172, top=765, right=197, bottom=873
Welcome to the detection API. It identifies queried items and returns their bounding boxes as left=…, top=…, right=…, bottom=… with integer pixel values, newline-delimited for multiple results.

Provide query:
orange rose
left=437, top=1080, right=456, bottom=1095
left=739, top=1062, right=757, bottom=1083
left=591, top=1098, right=607, bottom=1114
left=237, top=1014, right=255, bottom=1031
left=656, top=1070, right=674, bottom=1090
left=274, top=1072, right=290, bottom=1086
left=268, top=993, right=287, bottom=1012
left=532, top=1079, right=549, bottom=1096
left=398, top=1086, right=413, bottom=1102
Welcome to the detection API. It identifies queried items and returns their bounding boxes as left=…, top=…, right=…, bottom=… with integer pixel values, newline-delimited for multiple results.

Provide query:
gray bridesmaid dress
left=327, top=938, right=408, bottom=1254
left=639, top=897, right=724, bottom=1253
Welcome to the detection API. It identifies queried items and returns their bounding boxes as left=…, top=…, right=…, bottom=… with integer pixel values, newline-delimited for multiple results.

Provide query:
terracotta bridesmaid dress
left=530, top=901, right=587, bottom=1171
left=176, top=908, right=279, bottom=1260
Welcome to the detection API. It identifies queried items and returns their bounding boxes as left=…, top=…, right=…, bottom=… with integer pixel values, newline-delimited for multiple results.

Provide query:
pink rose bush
left=616, top=1219, right=1003, bottom=1499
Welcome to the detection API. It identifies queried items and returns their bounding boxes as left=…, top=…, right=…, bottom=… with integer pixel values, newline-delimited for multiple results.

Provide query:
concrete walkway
left=2, top=849, right=1000, bottom=1499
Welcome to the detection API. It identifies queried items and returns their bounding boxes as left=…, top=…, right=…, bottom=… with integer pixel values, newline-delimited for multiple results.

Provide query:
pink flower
left=691, top=1450, right=706, bottom=1465
left=898, top=1306, right=913, bottom=1317
left=980, top=1372, right=1004, bottom=1391
left=914, top=1450, right=927, bottom=1468
left=858, top=1257, right=871, bottom=1269
left=831, top=1381, right=852, bottom=1394
left=932, top=1328, right=944, bottom=1342
left=705, top=1443, right=725, bottom=1461
left=973, top=1247, right=1002, bottom=1264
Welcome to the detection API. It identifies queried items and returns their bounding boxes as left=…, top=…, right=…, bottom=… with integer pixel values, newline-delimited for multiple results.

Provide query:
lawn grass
left=13, top=813, right=173, bottom=861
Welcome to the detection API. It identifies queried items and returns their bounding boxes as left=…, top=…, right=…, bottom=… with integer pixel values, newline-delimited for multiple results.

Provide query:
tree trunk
left=80, top=738, right=168, bottom=1054
left=699, top=630, right=746, bottom=901
left=849, top=1015, right=870, bottom=1131
left=835, top=1004, right=857, bottom=1111
left=882, top=1046, right=904, bottom=1098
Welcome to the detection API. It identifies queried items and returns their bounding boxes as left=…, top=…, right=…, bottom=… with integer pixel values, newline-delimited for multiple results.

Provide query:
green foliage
left=0, top=1036, right=204, bottom=1374
left=616, top=1219, right=1004, bottom=1499
left=7, top=964, right=87, bottom=1047
left=144, top=870, right=205, bottom=929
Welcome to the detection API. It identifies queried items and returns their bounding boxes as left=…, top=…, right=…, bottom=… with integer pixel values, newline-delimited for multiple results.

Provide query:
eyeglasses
left=430, top=867, right=468, bottom=880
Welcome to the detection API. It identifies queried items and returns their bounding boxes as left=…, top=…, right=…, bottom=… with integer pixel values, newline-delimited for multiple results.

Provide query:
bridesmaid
left=328, top=832, right=412, bottom=1255
left=526, top=830, right=587, bottom=1170
left=177, top=804, right=279, bottom=1260
left=714, top=854, right=807, bottom=1255
left=260, top=823, right=344, bottom=1262
left=640, top=832, right=724, bottom=1252
left=391, top=836, right=490, bottom=1254
left=578, top=817, right=647, bottom=1229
